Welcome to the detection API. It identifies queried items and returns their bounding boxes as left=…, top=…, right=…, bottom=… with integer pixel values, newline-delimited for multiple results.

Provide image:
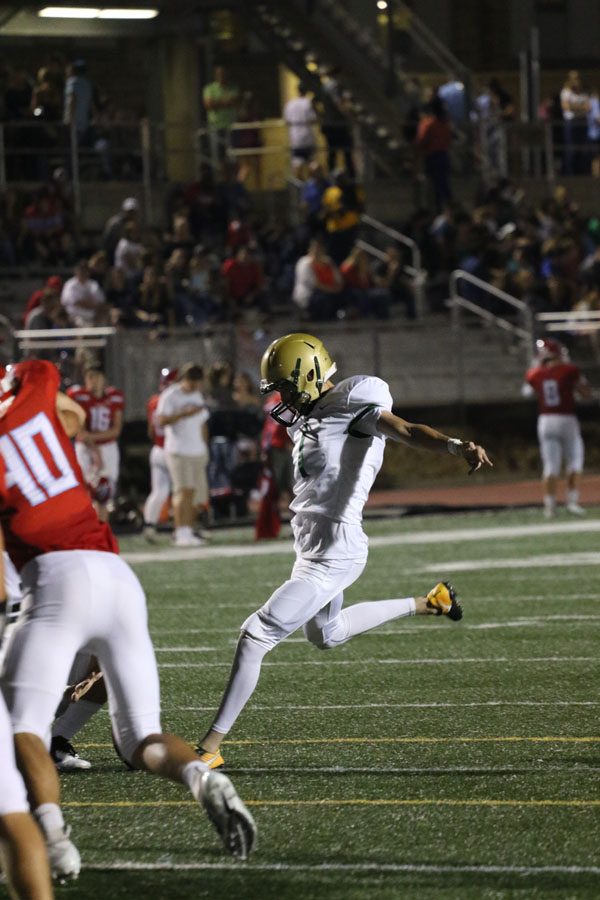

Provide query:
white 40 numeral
left=0, top=412, right=78, bottom=507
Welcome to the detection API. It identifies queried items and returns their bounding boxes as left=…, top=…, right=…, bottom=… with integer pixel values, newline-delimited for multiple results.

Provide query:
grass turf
left=18, top=508, right=600, bottom=899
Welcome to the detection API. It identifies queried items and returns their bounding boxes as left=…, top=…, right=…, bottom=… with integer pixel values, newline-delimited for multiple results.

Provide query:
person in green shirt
left=202, top=65, right=240, bottom=163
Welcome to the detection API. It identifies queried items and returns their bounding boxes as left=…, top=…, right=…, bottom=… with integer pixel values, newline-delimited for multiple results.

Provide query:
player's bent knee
left=240, top=611, right=289, bottom=650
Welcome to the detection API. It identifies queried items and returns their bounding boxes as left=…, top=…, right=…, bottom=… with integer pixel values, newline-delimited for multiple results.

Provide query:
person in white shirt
left=560, top=69, right=590, bottom=175
left=283, top=83, right=317, bottom=176
left=196, top=332, right=492, bottom=767
left=157, top=362, right=210, bottom=547
left=60, top=260, right=108, bottom=326
left=292, top=238, right=343, bottom=319
left=114, top=221, right=145, bottom=283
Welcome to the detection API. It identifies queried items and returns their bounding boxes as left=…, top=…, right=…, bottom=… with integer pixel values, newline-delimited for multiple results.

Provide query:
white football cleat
left=566, top=503, right=586, bottom=516
left=51, top=736, right=92, bottom=771
left=46, top=827, right=81, bottom=881
left=193, top=770, right=256, bottom=860
left=172, top=532, right=206, bottom=547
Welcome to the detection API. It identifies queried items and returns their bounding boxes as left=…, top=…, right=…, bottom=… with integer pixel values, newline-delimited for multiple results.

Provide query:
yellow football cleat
left=196, top=747, right=225, bottom=769
left=426, top=581, right=463, bottom=621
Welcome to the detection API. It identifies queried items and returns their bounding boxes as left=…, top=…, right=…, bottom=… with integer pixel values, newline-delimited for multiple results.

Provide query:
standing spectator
left=524, top=338, right=592, bottom=518
left=292, top=238, right=343, bottom=320
left=157, top=363, right=210, bottom=547
left=587, top=88, right=600, bottom=177
left=102, top=197, right=139, bottom=263
left=560, top=70, right=590, bottom=175
left=415, top=95, right=453, bottom=211
left=202, top=65, right=240, bottom=164
left=188, top=245, right=219, bottom=325
left=143, top=367, right=178, bottom=541
left=114, top=220, right=145, bottom=285
left=63, top=59, right=95, bottom=142
left=67, top=366, right=124, bottom=521
left=221, top=245, right=266, bottom=318
left=321, top=169, right=364, bottom=264
left=320, top=68, right=355, bottom=177
left=61, top=260, right=109, bottom=325
left=283, top=83, right=317, bottom=177
left=164, top=248, right=191, bottom=325
left=231, top=91, right=263, bottom=188
left=301, top=161, right=330, bottom=235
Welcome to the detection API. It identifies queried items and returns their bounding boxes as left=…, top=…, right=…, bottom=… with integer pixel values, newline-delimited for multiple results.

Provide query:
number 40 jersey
left=525, top=362, right=583, bottom=415
left=0, top=360, right=118, bottom=571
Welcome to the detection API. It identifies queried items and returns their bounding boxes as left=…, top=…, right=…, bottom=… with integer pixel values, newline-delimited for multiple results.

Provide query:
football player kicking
left=0, top=360, right=256, bottom=881
left=197, top=333, right=492, bottom=767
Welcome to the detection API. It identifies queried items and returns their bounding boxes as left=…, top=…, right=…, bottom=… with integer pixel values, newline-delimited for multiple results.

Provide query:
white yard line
left=157, top=656, right=598, bottom=669
left=83, top=861, right=600, bottom=875
left=96, top=699, right=600, bottom=712
left=123, top=519, right=600, bottom=565
left=417, top=552, right=600, bottom=573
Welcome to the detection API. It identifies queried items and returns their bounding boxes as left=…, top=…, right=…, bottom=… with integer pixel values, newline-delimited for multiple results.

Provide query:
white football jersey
left=288, top=376, right=393, bottom=525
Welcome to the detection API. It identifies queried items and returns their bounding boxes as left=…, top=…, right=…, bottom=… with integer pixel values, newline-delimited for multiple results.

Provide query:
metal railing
left=449, top=269, right=534, bottom=404
left=536, top=310, right=600, bottom=334
left=360, top=213, right=427, bottom=317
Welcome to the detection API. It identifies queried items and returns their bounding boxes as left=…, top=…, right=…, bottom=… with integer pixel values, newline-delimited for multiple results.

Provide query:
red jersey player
left=67, top=366, right=124, bottom=521
left=142, top=368, right=177, bottom=541
left=524, top=338, right=592, bottom=517
left=0, top=359, right=256, bottom=880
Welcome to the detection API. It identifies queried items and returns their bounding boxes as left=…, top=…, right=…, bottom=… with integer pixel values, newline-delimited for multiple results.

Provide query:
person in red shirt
left=524, top=338, right=593, bottom=517
left=67, top=366, right=124, bottom=521
left=415, top=95, right=453, bottom=211
left=0, top=359, right=256, bottom=880
left=142, top=367, right=178, bottom=541
left=220, top=244, right=265, bottom=316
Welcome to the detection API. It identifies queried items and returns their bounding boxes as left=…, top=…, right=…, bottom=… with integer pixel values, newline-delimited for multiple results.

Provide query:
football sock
left=181, top=759, right=209, bottom=791
left=51, top=700, right=102, bottom=741
left=143, top=493, right=165, bottom=526
left=322, top=597, right=416, bottom=647
left=566, top=489, right=579, bottom=506
left=211, top=633, right=268, bottom=735
left=35, top=803, right=65, bottom=840
left=544, top=495, right=556, bottom=514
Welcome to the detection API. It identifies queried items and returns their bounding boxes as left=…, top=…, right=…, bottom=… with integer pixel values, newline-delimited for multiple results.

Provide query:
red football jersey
left=261, top=393, right=291, bottom=452
left=147, top=393, right=164, bottom=448
left=525, top=362, right=583, bottom=415
left=67, top=384, right=124, bottom=445
left=0, top=360, right=118, bottom=571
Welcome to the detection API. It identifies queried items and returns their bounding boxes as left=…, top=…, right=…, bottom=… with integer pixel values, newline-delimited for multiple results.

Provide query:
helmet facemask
left=260, top=336, right=336, bottom=425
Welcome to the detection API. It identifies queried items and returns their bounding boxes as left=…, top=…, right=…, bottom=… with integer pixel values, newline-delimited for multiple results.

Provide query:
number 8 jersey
left=0, top=360, right=118, bottom=571
left=525, top=361, right=583, bottom=415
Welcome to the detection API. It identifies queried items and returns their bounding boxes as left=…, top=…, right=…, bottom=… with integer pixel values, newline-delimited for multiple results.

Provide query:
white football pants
left=210, top=554, right=416, bottom=735
left=1, top=550, right=161, bottom=763
left=0, top=692, right=28, bottom=816
left=76, top=440, right=120, bottom=497
left=537, top=414, right=584, bottom=477
left=143, top=445, right=171, bottom=525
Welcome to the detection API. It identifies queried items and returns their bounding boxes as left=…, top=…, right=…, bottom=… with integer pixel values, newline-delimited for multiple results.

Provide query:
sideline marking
left=62, top=798, right=600, bottom=808
left=83, top=861, right=600, bottom=874
left=77, top=735, right=600, bottom=749
left=122, top=519, right=600, bottom=565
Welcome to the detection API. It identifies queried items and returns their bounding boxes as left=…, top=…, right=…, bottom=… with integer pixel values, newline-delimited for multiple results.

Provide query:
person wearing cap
left=101, top=197, right=139, bottom=264
left=22, top=275, right=64, bottom=326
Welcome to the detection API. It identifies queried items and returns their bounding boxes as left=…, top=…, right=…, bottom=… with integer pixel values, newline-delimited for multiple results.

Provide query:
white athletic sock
left=544, top=495, right=556, bottom=513
left=143, top=493, right=164, bottom=526
left=324, top=597, right=416, bottom=647
left=211, top=633, right=269, bottom=735
left=51, top=700, right=102, bottom=741
left=181, top=760, right=209, bottom=794
left=566, top=489, right=579, bottom=506
left=35, top=803, right=65, bottom=840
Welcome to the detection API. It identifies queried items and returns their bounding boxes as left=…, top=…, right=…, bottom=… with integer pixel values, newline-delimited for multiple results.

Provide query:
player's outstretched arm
left=377, top=410, right=492, bottom=475
left=56, top=392, right=86, bottom=438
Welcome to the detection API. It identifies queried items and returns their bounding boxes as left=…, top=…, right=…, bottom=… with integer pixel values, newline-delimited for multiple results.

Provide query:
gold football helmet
left=260, top=332, right=337, bottom=424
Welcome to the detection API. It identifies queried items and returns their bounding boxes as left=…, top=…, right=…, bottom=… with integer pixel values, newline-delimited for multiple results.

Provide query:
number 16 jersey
left=0, top=360, right=118, bottom=571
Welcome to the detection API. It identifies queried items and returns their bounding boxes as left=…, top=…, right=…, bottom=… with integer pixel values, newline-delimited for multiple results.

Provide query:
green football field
left=19, top=508, right=600, bottom=899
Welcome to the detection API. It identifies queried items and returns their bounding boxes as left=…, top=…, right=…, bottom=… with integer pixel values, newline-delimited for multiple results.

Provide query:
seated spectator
left=114, top=220, right=145, bottom=285
left=163, top=212, right=195, bottom=259
left=292, top=237, right=343, bottom=320
left=102, top=196, right=139, bottom=263
left=216, top=161, right=250, bottom=221
left=188, top=245, right=220, bottom=324
left=164, top=247, right=192, bottom=325
left=321, top=170, right=364, bottom=264
left=61, top=260, right=109, bottom=326
left=25, top=290, right=71, bottom=330
left=373, top=245, right=416, bottom=319
left=340, top=246, right=389, bottom=319
left=104, top=264, right=132, bottom=315
left=183, top=165, right=226, bottom=241
left=129, top=265, right=173, bottom=328
left=221, top=244, right=266, bottom=318
left=88, top=249, right=110, bottom=291
left=20, top=188, right=65, bottom=263
left=225, top=216, right=254, bottom=252
left=415, top=95, right=453, bottom=212
left=22, top=274, right=63, bottom=324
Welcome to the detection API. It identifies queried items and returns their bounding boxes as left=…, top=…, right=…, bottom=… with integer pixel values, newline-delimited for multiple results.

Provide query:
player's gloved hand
left=461, top=441, right=493, bottom=475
